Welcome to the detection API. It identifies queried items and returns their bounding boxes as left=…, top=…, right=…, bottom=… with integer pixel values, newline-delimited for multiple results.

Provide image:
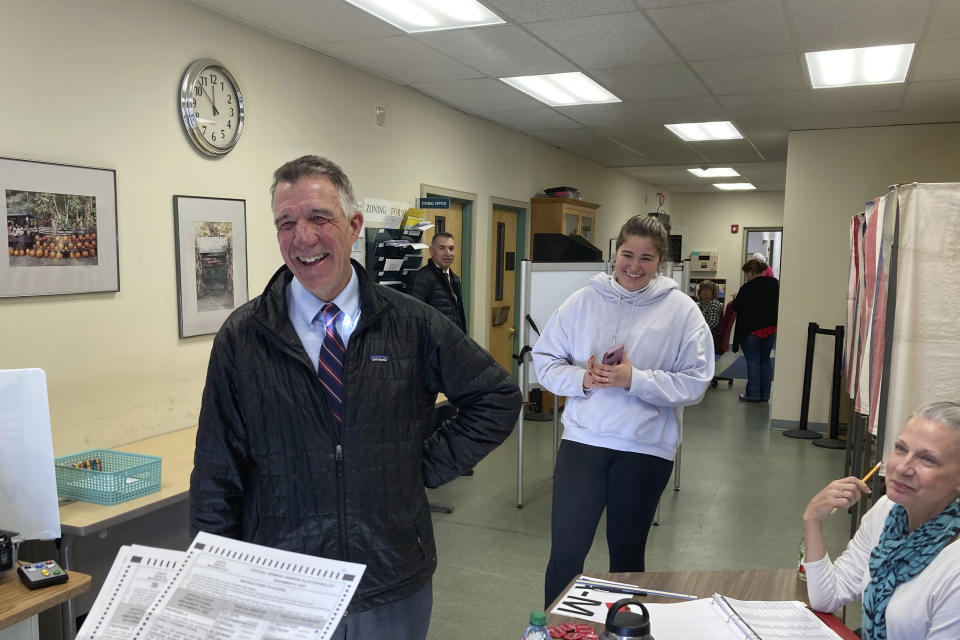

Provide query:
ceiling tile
left=592, top=63, right=710, bottom=101
left=786, top=0, right=932, bottom=51
left=634, top=97, right=728, bottom=123
left=599, top=126, right=707, bottom=163
left=718, top=91, right=813, bottom=120
left=900, top=80, right=960, bottom=122
left=554, top=103, right=652, bottom=127
left=526, top=128, right=608, bottom=148
left=319, top=37, right=484, bottom=84
left=647, top=0, right=794, bottom=60
left=525, top=12, right=679, bottom=69
left=487, top=0, right=636, bottom=22
left=927, top=0, right=960, bottom=40
left=187, top=0, right=401, bottom=44
left=638, top=0, right=731, bottom=7
left=691, top=54, right=806, bottom=95
left=483, top=108, right=584, bottom=131
left=562, top=137, right=653, bottom=166
left=912, top=39, right=960, bottom=82
left=415, top=25, right=575, bottom=77
left=686, top=139, right=765, bottom=163
left=412, top=78, right=543, bottom=114
left=809, top=83, right=906, bottom=115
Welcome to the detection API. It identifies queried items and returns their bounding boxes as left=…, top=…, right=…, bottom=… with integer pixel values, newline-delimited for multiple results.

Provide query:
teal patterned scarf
left=862, top=498, right=960, bottom=640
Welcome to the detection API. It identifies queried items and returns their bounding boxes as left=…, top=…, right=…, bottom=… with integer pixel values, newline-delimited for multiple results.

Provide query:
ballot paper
left=77, top=545, right=185, bottom=640
left=81, top=531, right=364, bottom=640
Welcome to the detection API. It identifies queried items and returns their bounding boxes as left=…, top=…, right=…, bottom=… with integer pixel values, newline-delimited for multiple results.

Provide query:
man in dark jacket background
left=408, top=232, right=467, bottom=333
left=190, top=155, right=522, bottom=639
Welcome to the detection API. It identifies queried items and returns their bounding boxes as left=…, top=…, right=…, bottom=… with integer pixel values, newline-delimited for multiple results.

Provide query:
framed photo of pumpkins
left=2, top=156, right=119, bottom=297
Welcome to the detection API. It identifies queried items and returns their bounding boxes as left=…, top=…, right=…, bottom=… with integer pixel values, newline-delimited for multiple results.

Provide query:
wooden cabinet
left=530, top=197, right=600, bottom=245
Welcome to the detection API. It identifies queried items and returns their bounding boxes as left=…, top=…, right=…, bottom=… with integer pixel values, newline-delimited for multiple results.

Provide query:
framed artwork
left=173, top=195, right=248, bottom=338
left=2, top=156, right=119, bottom=297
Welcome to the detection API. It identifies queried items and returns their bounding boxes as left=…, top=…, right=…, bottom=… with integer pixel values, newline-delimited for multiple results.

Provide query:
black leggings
left=544, top=440, right=673, bottom=607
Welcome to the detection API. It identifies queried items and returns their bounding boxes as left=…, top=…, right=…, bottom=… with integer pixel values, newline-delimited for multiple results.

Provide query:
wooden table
left=0, top=568, right=91, bottom=631
left=548, top=569, right=856, bottom=638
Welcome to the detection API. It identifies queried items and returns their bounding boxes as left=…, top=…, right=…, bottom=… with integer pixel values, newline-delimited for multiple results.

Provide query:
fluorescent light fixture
left=805, top=43, right=915, bottom=89
left=665, top=121, right=742, bottom=141
left=500, top=72, right=620, bottom=106
left=688, top=168, right=740, bottom=178
left=714, top=183, right=756, bottom=191
left=342, top=0, right=505, bottom=33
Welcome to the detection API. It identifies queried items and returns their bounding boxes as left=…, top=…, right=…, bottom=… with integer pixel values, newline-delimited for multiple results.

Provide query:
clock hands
left=197, top=84, right=219, bottom=118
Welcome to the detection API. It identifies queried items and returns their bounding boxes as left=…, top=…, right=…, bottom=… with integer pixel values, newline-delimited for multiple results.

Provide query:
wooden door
left=422, top=201, right=463, bottom=277
left=489, top=207, right=518, bottom=373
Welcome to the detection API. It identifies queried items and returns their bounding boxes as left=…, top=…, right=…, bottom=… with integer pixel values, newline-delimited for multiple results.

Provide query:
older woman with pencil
left=801, top=400, right=960, bottom=640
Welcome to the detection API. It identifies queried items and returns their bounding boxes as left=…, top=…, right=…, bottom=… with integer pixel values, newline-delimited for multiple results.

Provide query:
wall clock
left=179, top=59, right=245, bottom=156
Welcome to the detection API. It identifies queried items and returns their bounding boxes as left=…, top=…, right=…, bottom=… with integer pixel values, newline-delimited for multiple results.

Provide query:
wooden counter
left=0, top=568, right=91, bottom=630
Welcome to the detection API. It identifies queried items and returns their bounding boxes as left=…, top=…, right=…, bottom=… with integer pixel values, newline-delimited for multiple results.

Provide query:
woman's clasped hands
left=583, top=354, right=632, bottom=390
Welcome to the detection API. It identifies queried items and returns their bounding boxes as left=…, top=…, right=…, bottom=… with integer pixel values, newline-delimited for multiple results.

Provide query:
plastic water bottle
left=797, top=535, right=807, bottom=581
left=521, top=610, right=549, bottom=640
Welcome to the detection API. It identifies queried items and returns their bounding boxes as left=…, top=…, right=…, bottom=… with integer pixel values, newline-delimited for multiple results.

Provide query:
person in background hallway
left=752, top=252, right=776, bottom=278
left=696, top=279, right=723, bottom=332
left=190, top=155, right=522, bottom=640
left=533, top=214, right=714, bottom=608
left=732, top=258, right=778, bottom=403
left=408, top=232, right=467, bottom=333
left=802, top=400, right=960, bottom=640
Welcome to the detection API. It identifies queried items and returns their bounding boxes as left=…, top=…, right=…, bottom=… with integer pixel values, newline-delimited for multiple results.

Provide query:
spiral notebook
left=644, top=595, right=843, bottom=640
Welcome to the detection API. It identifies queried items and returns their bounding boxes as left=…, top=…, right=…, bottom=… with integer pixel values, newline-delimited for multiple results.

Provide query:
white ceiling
left=186, top=0, right=960, bottom=192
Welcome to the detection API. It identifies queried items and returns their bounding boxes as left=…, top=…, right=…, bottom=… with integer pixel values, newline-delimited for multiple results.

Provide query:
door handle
left=508, top=327, right=516, bottom=336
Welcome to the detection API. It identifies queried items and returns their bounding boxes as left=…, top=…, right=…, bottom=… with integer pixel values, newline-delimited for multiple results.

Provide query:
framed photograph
left=2, top=156, right=119, bottom=297
left=173, top=195, right=248, bottom=338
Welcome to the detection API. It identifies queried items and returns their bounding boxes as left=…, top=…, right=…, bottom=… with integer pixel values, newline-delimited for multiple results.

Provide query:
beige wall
left=0, top=0, right=663, bottom=454
left=670, top=191, right=785, bottom=297
left=773, top=123, right=960, bottom=425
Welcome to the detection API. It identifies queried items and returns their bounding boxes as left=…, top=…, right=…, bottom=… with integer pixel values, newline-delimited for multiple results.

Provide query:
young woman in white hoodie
left=534, top=215, right=715, bottom=607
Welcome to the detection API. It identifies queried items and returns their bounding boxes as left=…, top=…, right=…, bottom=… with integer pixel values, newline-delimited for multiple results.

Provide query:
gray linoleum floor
left=425, top=360, right=860, bottom=638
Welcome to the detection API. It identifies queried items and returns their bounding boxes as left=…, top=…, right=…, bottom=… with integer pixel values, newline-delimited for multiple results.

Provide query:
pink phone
left=602, top=344, right=624, bottom=365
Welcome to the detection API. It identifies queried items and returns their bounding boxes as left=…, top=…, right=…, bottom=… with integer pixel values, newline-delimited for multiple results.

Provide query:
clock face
left=180, top=59, right=245, bottom=156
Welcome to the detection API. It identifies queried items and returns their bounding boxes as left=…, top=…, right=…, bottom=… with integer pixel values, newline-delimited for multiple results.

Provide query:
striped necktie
left=317, top=302, right=346, bottom=424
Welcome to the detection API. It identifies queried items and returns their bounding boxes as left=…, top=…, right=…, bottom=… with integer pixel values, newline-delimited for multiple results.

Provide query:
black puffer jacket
left=407, top=259, right=467, bottom=333
left=190, top=261, right=521, bottom=612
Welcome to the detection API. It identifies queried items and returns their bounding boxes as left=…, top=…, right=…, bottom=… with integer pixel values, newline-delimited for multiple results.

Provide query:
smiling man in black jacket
left=190, top=155, right=521, bottom=640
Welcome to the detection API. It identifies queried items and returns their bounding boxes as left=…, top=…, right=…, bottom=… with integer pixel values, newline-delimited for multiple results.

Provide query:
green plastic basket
left=55, top=449, right=161, bottom=506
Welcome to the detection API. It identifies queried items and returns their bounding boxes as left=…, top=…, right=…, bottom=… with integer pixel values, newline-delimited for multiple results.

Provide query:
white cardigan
left=804, top=496, right=960, bottom=640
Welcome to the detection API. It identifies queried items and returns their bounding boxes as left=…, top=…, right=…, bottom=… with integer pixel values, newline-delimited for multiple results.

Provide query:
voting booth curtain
left=845, top=182, right=960, bottom=463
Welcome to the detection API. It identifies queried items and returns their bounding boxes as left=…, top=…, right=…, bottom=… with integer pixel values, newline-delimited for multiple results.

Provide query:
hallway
left=426, top=377, right=856, bottom=636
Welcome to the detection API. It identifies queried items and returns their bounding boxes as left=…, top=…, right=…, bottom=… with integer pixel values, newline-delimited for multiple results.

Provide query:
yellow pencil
left=832, top=460, right=882, bottom=514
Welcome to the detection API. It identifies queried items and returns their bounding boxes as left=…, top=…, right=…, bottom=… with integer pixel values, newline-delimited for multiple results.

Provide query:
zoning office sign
left=416, top=197, right=450, bottom=209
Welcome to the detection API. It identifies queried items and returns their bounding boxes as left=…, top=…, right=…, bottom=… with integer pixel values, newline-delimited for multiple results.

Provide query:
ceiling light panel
left=665, top=121, right=742, bottom=141
left=500, top=73, right=620, bottom=107
left=805, top=44, right=915, bottom=89
left=342, top=0, right=505, bottom=33
left=688, top=168, right=740, bottom=178
left=714, top=183, right=756, bottom=191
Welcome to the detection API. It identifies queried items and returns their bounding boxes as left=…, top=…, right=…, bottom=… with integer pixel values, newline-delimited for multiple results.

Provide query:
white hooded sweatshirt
left=532, top=272, right=714, bottom=461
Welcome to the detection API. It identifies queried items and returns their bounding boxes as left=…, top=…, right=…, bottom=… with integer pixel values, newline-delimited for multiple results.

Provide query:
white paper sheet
left=131, top=532, right=364, bottom=640
left=643, top=596, right=843, bottom=640
left=0, top=368, right=61, bottom=539
left=77, top=545, right=185, bottom=640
